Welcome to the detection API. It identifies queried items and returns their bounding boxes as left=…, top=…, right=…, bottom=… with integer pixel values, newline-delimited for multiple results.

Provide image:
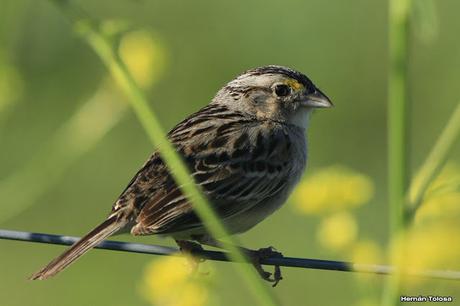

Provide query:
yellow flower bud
left=293, top=165, right=374, bottom=214
left=317, top=212, right=358, bottom=251
left=120, top=30, right=167, bottom=88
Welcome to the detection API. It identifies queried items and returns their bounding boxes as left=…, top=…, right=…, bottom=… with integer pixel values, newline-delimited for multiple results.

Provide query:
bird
left=30, top=65, right=333, bottom=284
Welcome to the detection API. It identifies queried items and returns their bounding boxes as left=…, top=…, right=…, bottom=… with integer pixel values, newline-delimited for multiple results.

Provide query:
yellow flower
left=350, top=240, right=384, bottom=282
left=142, top=256, right=192, bottom=298
left=415, top=192, right=460, bottom=224
left=425, top=162, right=460, bottom=195
left=391, top=161, right=460, bottom=286
left=119, top=30, right=167, bottom=88
left=140, top=256, right=213, bottom=306
left=390, top=221, right=460, bottom=286
left=406, top=223, right=460, bottom=270
left=293, top=165, right=374, bottom=214
left=350, top=240, right=383, bottom=265
left=317, top=212, right=358, bottom=251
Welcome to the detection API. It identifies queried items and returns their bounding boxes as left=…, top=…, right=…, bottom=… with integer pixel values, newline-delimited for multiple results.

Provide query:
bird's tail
left=29, top=216, right=128, bottom=280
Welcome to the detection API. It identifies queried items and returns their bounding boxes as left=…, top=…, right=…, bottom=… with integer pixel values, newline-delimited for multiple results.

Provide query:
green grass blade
left=408, top=102, right=460, bottom=216
left=382, top=0, right=411, bottom=305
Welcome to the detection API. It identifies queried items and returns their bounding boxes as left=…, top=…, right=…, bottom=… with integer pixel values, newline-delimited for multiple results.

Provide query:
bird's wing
left=113, top=104, right=294, bottom=235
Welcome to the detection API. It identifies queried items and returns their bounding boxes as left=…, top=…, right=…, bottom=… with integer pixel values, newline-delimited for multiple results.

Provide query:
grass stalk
left=48, top=1, right=279, bottom=305
left=382, top=0, right=411, bottom=305
left=407, top=102, right=460, bottom=217
left=383, top=0, right=460, bottom=301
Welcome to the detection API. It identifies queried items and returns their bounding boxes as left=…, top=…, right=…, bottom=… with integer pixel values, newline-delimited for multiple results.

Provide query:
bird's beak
left=300, top=88, right=333, bottom=108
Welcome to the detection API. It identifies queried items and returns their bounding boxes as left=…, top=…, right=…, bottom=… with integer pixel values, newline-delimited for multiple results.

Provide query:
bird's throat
left=288, top=108, right=311, bottom=129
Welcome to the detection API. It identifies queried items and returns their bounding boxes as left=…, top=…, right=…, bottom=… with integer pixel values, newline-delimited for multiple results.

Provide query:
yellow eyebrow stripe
left=285, top=79, right=303, bottom=91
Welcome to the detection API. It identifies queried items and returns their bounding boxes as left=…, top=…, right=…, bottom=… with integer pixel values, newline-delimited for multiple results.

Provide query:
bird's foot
left=248, top=246, right=284, bottom=287
left=175, top=240, right=206, bottom=274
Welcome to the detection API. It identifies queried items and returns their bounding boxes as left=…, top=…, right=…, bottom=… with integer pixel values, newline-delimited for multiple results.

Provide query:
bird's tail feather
left=29, top=216, right=127, bottom=280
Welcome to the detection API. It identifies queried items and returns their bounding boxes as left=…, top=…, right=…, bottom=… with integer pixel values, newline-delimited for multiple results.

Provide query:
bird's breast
left=222, top=125, right=308, bottom=234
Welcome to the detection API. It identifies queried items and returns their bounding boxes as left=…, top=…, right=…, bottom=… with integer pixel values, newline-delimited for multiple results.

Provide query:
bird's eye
left=274, top=84, right=291, bottom=97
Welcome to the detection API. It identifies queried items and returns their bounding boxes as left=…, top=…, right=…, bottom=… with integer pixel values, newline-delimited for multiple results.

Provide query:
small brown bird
left=30, top=65, right=332, bottom=284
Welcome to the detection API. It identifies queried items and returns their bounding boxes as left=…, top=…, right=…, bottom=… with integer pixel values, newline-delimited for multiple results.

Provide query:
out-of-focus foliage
left=0, top=0, right=459, bottom=305
left=0, top=26, right=168, bottom=224
left=415, top=162, right=460, bottom=224
left=412, top=0, right=439, bottom=44
left=0, top=82, right=128, bottom=223
left=390, top=162, right=460, bottom=286
left=0, top=57, right=23, bottom=114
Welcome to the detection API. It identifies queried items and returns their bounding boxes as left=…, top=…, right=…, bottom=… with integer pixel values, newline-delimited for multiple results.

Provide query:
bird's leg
left=175, top=240, right=206, bottom=274
left=248, top=246, right=284, bottom=287
left=198, top=237, right=284, bottom=287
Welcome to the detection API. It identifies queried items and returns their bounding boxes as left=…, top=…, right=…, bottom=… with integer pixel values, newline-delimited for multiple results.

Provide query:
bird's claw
left=175, top=240, right=206, bottom=274
left=248, top=246, right=284, bottom=287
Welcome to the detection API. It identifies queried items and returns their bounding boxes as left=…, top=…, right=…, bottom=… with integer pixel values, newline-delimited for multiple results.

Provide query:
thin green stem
left=387, top=0, right=412, bottom=235
left=383, top=0, right=411, bottom=305
left=383, top=0, right=460, bottom=303
left=383, top=1, right=459, bottom=303
left=407, top=102, right=460, bottom=217
left=48, top=1, right=279, bottom=305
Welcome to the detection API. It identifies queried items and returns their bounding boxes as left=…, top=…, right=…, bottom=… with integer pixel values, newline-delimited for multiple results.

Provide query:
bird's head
left=213, top=65, right=333, bottom=129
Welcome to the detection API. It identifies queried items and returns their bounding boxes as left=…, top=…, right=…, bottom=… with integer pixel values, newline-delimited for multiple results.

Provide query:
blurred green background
left=1, top=0, right=460, bottom=305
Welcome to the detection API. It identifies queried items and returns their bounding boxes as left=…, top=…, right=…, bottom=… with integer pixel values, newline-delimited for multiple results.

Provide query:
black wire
left=1, top=229, right=460, bottom=280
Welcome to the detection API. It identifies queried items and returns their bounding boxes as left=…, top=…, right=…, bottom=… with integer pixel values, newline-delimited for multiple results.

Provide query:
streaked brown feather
left=118, top=104, right=294, bottom=236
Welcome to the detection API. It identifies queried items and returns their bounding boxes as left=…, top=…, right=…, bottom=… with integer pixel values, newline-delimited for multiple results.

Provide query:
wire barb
left=1, top=229, right=460, bottom=281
